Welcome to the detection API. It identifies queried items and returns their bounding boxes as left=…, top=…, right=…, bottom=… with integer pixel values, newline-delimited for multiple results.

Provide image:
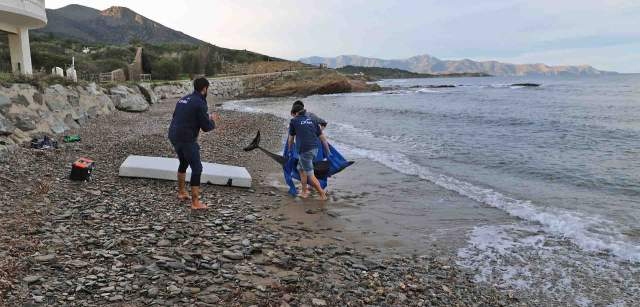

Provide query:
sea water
left=225, top=74, right=640, bottom=305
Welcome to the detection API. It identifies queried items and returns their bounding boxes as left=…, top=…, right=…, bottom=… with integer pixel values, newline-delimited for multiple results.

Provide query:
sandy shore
left=0, top=98, right=519, bottom=306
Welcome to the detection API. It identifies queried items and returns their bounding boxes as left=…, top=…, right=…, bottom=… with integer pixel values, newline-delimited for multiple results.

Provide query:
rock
left=110, top=86, right=149, bottom=112
left=67, top=259, right=89, bottom=268
left=9, top=113, right=37, bottom=131
left=167, top=284, right=181, bottom=296
left=276, top=271, right=299, bottom=283
left=0, top=114, right=15, bottom=136
left=99, top=286, right=115, bottom=293
left=223, top=250, right=244, bottom=260
left=314, top=80, right=352, bottom=95
left=23, top=275, right=41, bottom=284
left=32, top=295, right=44, bottom=303
left=183, top=287, right=200, bottom=295
left=147, top=286, right=159, bottom=298
left=34, top=254, right=56, bottom=263
left=199, top=294, right=220, bottom=304
left=245, top=214, right=257, bottom=222
left=108, top=295, right=123, bottom=302
left=0, top=92, right=10, bottom=110
left=113, top=95, right=149, bottom=113
left=10, top=94, right=30, bottom=107
left=242, top=291, right=257, bottom=303
left=157, top=239, right=171, bottom=247
left=137, top=83, right=158, bottom=104
left=312, top=298, right=327, bottom=306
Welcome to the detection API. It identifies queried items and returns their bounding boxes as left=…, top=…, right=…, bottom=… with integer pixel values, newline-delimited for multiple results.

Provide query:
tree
left=180, top=52, right=200, bottom=75
left=152, top=58, right=180, bottom=80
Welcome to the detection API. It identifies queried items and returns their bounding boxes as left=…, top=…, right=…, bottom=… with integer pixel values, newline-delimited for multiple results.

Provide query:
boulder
left=9, top=128, right=30, bottom=144
left=138, top=83, right=158, bottom=104
left=43, top=113, right=69, bottom=134
left=44, top=86, right=73, bottom=113
left=109, top=85, right=133, bottom=97
left=0, top=114, right=15, bottom=136
left=0, top=92, right=10, bottom=114
left=113, top=95, right=149, bottom=112
left=110, top=85, right=149, bottom=112
left=314, top=80, right=352, bottom=95
left=10, top=94, right=30, bottom=107
left=8, top=113, right=37, bottom=131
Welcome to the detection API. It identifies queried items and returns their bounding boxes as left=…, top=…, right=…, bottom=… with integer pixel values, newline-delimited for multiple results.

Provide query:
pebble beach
left=0, top=98, right=519, bottom=306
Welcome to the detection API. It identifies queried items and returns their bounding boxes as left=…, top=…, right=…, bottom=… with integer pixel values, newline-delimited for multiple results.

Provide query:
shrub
left=152, top=58, right=180, bottom=80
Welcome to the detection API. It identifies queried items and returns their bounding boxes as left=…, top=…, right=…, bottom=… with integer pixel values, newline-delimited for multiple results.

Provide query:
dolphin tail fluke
left=244, top=131, right=288, bottom=166
left=243, top=131, right=261, bottom=152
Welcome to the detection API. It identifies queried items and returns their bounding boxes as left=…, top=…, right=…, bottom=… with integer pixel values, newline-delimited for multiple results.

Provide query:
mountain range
left=300, top=55, right=614, bottom=77
left=35, top=4, right=204, bottom=45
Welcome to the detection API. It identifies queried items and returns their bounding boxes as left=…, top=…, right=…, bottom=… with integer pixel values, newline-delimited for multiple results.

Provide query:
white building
left=0, top=0, right=47, bottom=75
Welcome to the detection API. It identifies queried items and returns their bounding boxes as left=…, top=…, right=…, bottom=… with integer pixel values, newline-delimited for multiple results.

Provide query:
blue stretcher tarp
left=282, top=141, right=350, bottom=196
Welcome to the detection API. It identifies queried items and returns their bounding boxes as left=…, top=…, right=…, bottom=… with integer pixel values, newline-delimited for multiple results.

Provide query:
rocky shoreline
left=0, top=97, right=520, bottom=306
left=1, top=71, right=380, bottom=160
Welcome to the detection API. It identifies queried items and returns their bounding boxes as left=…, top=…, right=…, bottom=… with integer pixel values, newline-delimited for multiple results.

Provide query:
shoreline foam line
left=223, top=99, right=640, bottom=262
left=334, top=143, right=640, bottom=263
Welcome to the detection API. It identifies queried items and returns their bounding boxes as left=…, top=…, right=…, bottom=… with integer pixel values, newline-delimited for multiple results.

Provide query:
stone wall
left=0, top=72, right=298, bottom=159
left=151, top=72, right=297, bottom=100
left=0, top=82, right=156, bottom=159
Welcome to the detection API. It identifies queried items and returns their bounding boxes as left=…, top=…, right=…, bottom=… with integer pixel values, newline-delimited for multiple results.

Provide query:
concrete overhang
left=0, top=0, right=47, bottom=31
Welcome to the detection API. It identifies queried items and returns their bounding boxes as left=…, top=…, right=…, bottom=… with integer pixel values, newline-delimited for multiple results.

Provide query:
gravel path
left=0, top=99, right=521, bottom=306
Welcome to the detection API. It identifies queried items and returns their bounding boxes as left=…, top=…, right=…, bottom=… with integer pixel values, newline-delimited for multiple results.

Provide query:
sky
left=46, top=0, right=640, bottom=72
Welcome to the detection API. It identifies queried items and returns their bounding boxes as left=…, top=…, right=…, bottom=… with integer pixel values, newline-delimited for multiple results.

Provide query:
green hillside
left=0, top=5, right=282, bottom=80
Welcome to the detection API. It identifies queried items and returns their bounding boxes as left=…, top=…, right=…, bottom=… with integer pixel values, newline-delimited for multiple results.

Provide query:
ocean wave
left=319, top=92, right=390, bottom=97
left=226, top=99, right=640, bottom=263
left=457, top=224, right=640, bottom=305
left=416, top=88, right=440, bottom=94
left=334, top=142, right=640, bottom=263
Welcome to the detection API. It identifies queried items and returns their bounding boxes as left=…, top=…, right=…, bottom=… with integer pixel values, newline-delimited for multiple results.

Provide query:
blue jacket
left=168, top=91, right=215, bottom=143
left=288, top=110, right=322, bottom=153
left=282, top=140, right=350, bottom=196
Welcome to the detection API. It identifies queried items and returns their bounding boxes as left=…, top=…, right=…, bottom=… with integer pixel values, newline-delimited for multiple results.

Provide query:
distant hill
left=337, top=65, right=490, bottom=79
left=35, top=4, right=204, bottom=45
left=3, top=4, right=284, bottom=79
left=302, top=54, right=615, bottom=77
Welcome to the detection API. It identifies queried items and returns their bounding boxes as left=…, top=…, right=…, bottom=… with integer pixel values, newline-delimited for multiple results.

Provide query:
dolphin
left=243, top=131, right=354, bottom=180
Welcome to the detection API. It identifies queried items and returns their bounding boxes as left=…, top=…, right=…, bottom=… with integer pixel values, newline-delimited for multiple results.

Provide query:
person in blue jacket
left=168, top=77, right=218, bottom=209
left=288, top=103, right=331, bottom=200
left=292, top=100, right=327, bottom=129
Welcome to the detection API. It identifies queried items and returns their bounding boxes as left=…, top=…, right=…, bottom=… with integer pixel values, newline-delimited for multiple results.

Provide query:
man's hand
left=209, top=112, right=220, bottom=122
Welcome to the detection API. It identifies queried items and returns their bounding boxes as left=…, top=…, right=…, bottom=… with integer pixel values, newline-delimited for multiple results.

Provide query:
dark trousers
left=171, top=141, right=203, bottom=186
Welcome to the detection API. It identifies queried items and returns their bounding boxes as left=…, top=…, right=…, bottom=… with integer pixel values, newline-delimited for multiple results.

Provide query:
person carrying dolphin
left=292, top=100, right=327, bottom=129
left=288, top=103, right=331, bottom=200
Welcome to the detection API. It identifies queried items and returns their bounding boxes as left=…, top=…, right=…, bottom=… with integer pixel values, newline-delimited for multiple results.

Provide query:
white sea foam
left=320, top=92, right=390, bottom=97
left=416, top=88, right=440, bottom=93
left=225, top=99, right=640, bottom=263
left=334, top=141, right=640, bottom=263
left=457, top=224, right=640, bottom=304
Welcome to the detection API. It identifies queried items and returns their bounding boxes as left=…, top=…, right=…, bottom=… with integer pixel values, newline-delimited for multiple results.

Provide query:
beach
left=0, top=97, right=516, bottom=306
left=224, top=74, right=640, bottom=306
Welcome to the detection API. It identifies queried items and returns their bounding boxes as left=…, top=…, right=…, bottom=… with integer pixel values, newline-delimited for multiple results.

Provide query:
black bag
left=30, top=136, right=58, bottom=149
left=70, top=158, right=95, bottom=181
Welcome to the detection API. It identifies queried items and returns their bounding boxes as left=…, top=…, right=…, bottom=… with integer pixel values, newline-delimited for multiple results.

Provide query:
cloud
left=44, top=0, right=640, bottom=72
